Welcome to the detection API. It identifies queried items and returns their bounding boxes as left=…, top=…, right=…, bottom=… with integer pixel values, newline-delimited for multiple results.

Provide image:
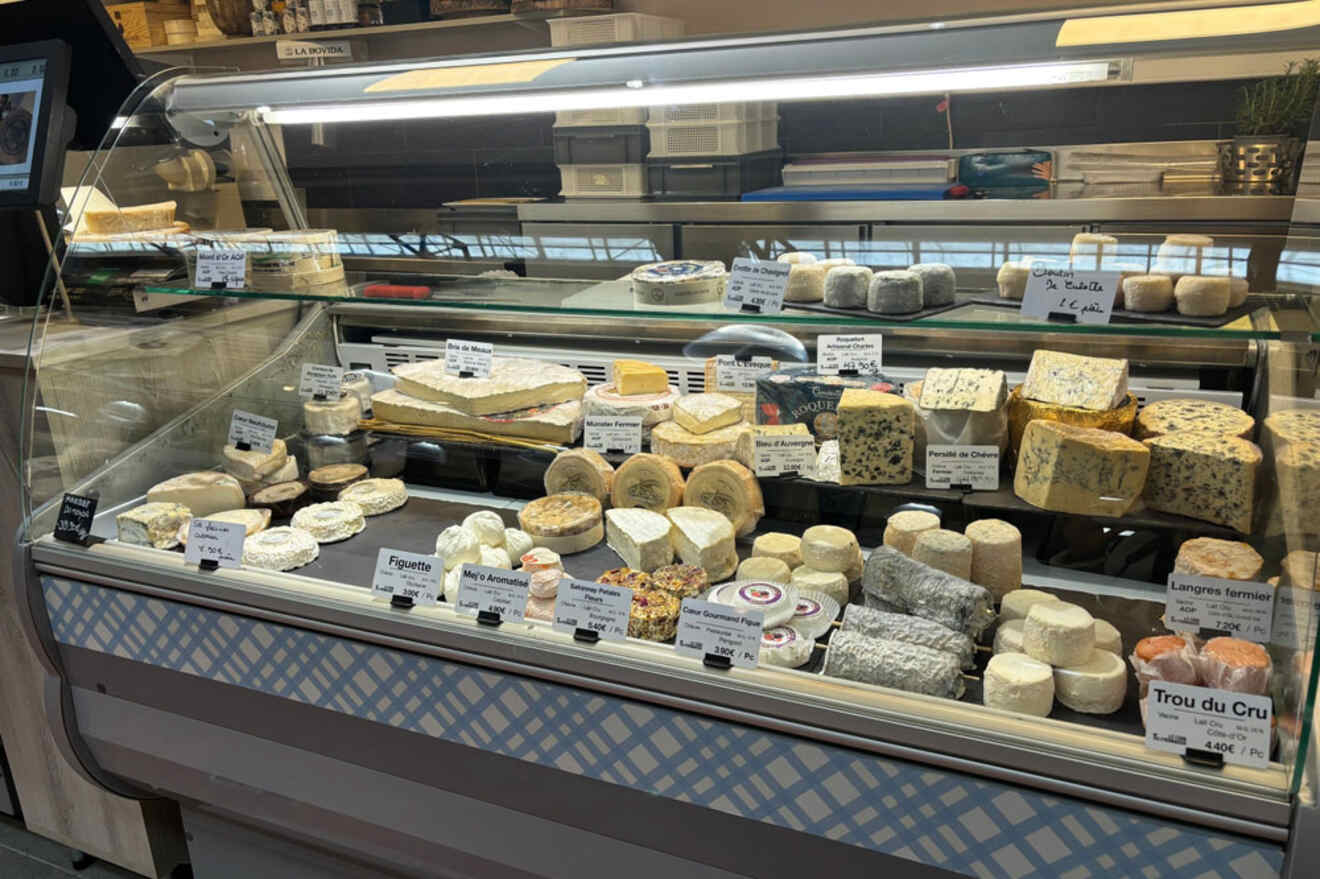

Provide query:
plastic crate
left=552, top=125, right=648, bottom=164
left=647, top=120, right=771, bottom=157
left=559, top=164, right=647, bottom=197
left=548, top=12, right=684, bottom=46
left=554, top=107, right=647, bottom=126
left=648, top=102, right=766, bottom=123
left=646, top=150, right=784, bottom=200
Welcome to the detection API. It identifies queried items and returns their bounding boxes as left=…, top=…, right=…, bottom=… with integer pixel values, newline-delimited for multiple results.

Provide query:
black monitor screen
left=0, top=57, right=48, bottom=195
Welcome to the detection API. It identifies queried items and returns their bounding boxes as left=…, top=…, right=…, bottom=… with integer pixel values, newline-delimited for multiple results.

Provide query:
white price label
left=194, top=248, right=248, bottom=289
left=183, top=519, right=245, bottom=569
left=553, top=578, right=632, bottom=642
left=455, top=564, right=530, bottom=622
left=1020, top=267, right=1118, bottom=324
left=714, top=354, right=774, bottom=393
left=925, top=445, right=999, bottom=490
left=444, top=339, right=493, bottom=379
left=1165, top=574, right=1275, bottom=642
left=754, top=434, right=817, bottom=478
left=817, top=334, right=883, bottom=375
left=723, top=257, right=790, bottom=315
left=584, top=415, right=643, bottom=455
left=227, top=409, right=278, bottom=454
left=371, top=548, right=443, bottom=606
left=276, top=39, right=353, bottom=61
left=299, top=363, right=344, bottom=400
left=1270, top=584, right=1320, bottom=650
left=1145, top=682, right=1272, bottom=769
left=675, top=599, right=762, bottom=669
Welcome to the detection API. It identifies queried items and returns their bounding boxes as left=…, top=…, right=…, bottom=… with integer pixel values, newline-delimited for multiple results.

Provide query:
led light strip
left=257, top=60, right=1116, bottom=125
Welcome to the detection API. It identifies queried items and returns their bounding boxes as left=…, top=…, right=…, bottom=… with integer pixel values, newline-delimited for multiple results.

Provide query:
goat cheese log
left=861, top=545, right=996, bottom=637
left=841, top=604, right=976, bottom=669
left=823, top=630, right=965, bottom=699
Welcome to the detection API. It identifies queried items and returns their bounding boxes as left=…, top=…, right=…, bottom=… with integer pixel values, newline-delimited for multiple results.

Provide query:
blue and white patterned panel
left=43, top=576, right=1284, bottom=879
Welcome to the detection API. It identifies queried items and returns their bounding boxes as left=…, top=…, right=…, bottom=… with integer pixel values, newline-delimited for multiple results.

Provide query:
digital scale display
left=0, top=58, right=46, bottom=194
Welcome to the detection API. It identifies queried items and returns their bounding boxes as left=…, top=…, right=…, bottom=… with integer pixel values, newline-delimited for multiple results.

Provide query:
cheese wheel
left=823, top=266, right=873, bottom=308
left=243, top=527, right=319, bottom=571
left=784, top=263, right=827, bottom=302
left=435, top=525, right=481, bottom=570
left=910, top=529, right=973, bottom=580
left=1174, top=537, right=1264, bottom=581
left=993, top=618, right=1026, bottom=655
left=867, top=270, right=923, bottom=314
left=1228, top=277, right=1248, bottom=308
left=611, top=453, right=685, bottom=512
left=984, top=653, right=1055, bottom=717
left=1093, top=619, right=1122, bottom=656
left=882, top=510, right=940, bottom=556
left=726, top=581, right=799, bottom=628
left=1122, top=275, right=1173, bottom=312
left=650, top=421, right=751, bottom=469
left=631, top=261, right=726, bottom=305
left=760, top=626, right=814, bottom=668
left=1023, top=601, right=1095, bottom=667
left=683, top=460, right=764, bottom=537
left=964, top=519, right=1022, bottom=599
left=463, top=510, right=508, bottom=546
left=996, top=262, right=1029, bottom=300
left=583, top=383, right=678, bottom=432
left=291, top=501, right=366, bottom=543
left=800, top=525, right=860, bottom=573
left=736, top=556, right=791, bottom=584
left=789, top=566, right=849, bottom=607
left=1000, top=588, right=1060, bottom=622
left=909, top=263, right=955, bottom=306
left=752, top=532, right=802, bottom=568
left=338, top=478, right=407, bottom=516
left=545, top=449, right=615, bottom=501
left=1054, top=650, right=1127, bottom=714
left=518, top=494, right=601, bottom=539
left=1199, top=637, right=1271, bottom=695
left=1174, top=276, right=1230, bottom=317
left=304, top=395, right=361, bottom=436
left=530, top=521, right=604, bottom=555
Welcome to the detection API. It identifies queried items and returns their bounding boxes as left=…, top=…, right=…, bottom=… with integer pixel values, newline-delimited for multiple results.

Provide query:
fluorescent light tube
left=257, top=60, right=1114, bottom=125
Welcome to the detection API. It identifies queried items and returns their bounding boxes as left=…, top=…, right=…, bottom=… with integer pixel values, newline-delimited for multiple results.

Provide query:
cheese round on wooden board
left=1006, top=385, right=1138, bottom=457
left=996, top=262, right=1029, bottom=300
left=611, top=453, right=685, bottom=512
left=964, top=519, right=1022, bottom=599
left=993, top=619, right=1025, bottom=655
left=630, top=261, right=727, bottom=306
left=867, top=270, right=923, bottom=314
left=760, top=626, right=813, bottom=668
left=518, top=494, right=602, bottom=554
left=736, top=556, right=791, bottom=584
left=290, top=501, right=366, bottom=543
left=1054, top=650, right=1127, bottom=714
left=1174, top=276, right=1230, bottom=316
left=650, top=421, right=751, bottom=469
left=544, top=448, right=615, bottom=501
left=823, top=266, right=873, bottom=308
left=116, top=503, right=191, bottom=550
left=911, top=529, right=973, bottom=580
left=1023, top=601, right=1095, bottom=667
left=1174, top=537, right=1264, bottom=581
left=909, top=263, right=956, bottom=306
left=304, top=395, right=361, bottom=436
left=463, top=510, right=508, bottom=546
left=984, top=653, right=1055, bottom=717
left=789, top=566, right=849, bottom=606
left=1122, top=275, right=1174, bottom=312
left=800, top=525, right=860, bottom=573
left=882, top=510, right=940, bottom=556
left=582, top=383, right=678, bottom=432
left=147, top=472, right=246, bottom=518
left=999, top=588, right=1060, bottom=622
left=674, top=393, right=743, bottom=435
left=338, top=478, right=407, bottom=516
left=221, top=439, right=289, bottom=481
left=752, top=532, right=802, bottom=568
left=243, top=527, right=319, bottom=571
left=1134, top=399, right=1255, bottom=440
left=1093, top=619, right=1122, bottom=656
left=435, top=525, right=481, bottom=570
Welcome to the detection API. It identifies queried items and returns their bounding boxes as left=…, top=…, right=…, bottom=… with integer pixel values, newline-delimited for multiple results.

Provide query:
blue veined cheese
left=918, top=368, right=1007, bottom=412
left=836, top=388, right=914, bottom=485
left=1142, top=431, right=1261, bottom=533
left=1134, top=398, right=1255, bottom=440
left=1274, top=441, right=1320, bottom=542
left=1021, top=349, right=1129, bottom=412
left=1013, top=421, right=1149, bottom=517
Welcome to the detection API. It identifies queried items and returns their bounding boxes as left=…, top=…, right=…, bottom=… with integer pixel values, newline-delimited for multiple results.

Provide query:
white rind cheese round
left=530, top=521, right=604, bottom=555
left=304, top=395, right=362, bottom=436
left=1093, top=619, right=1122, bottom=655
left=882, top=510, right=940, bottom=556
left=582, top=383, right=678, bottom=431
left=222, top=439, right=289, bottom=481
left=776, top=252, right=817, bottom=265
left=984, top=653, right=1055, bottom=717
left=784, top=264, right=827, bottom=302
left=604, top=507, right=674, bottom=573
left=544, top=448, right=615, bottom=501
left=147, top=472, right=246, bottom=518
left=996, top=262, right=1029, bottom=300
left=800, top=525, right=859, bottom=573
left=504, top=528, right=534, bottom=560
left=823, top=266, right=873, bottom=308
left=789, top=566, right=849, bottom=606
left=909, top=263, right=955, bottom=306
left=911, top=529, right=973, bottom=580
left=736, top=556, right=791, bottom=584
left=338, top=478, right=407, bottom=516
left=760, top=626, right=814, bottom=668
left=1054, top=650, right=1127, bottom=714
left=435, top=525, right=480, bottom=570
left=463, top=510, right=508, bottom=546
left=725, top=581, right=799, bottom=628
left=630, top=260, right=727, bottom=306
left=666, top=506, right=736, bottom=579
left=291, top=502, right=366, bottom=543
left=650, top=421, right=750, bottom=469
left=243, top=527, right=320, bottom=571
left=177, top=508, right=270, bottom=545
left=752, top=532, right=802, bottom=568
left=993, top=618, right=1026, bottom=655
left=1122, top=275, right=1173, bottom=312
left=789, top=590, right=840, bottom=640
left=611, top=453, right=685, bottom=511
left=964, top=519, right=1022, bottom=599
left=1000, top=588, right=1060, bottom=622
left=1023, top=601, right=1095, bottom=667
left=867, top=270, right=923, bottom=314
left=1174, top=275, right=1230, bottom=317
left=674, top=393, right=743, bottom=435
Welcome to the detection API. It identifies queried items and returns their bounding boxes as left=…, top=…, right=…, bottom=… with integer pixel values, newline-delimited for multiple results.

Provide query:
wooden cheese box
left=103, top=1, right=195, bottom=50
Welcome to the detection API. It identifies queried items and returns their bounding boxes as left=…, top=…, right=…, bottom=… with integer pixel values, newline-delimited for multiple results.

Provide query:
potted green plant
left=1224, top=59, right=1320, bottom=193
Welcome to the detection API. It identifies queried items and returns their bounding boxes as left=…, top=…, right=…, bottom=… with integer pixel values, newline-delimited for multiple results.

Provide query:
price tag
left=455, top=564, right=530, bottom=622
left=299, top=363, right=344, bottom=400
left=714, top=354, right=774, bottom=393
left=925, top=445, right=999, bottom=490
left=817, top=334, right=883, bottom=375
left=183, top=519, right=245, bottom=569
left=1020, top=267, right=1118, bottom=324
left=1270, top=584, right=1320, bottom=650
left=444, top=339, right=493, bottom=379
left=227, top=409, right=278, bottom=454
left=584, top=415, right=643, bottom=455
left=1164, top=574, right=1275, bottom=642
left=54, top=493, right=98, bottom=544
left=754, top=434, right=817, bottom=478
left=1145, top=682, right=1272, bottom=769
left=371, top=548, right=443, bottom=606
left=675, top=599, right=762, bottom=669
left=723, top=257, right=790, bottom=315
left=194, top=248, right=248, bottom=289
left=553, top=578, right=632, bottom=642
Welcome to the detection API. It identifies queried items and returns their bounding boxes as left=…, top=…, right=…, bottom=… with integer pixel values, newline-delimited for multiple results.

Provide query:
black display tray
left=784, top=299, right=964, bottom=322
left=963, top=294, right=1266, bottom=328
left=552, top=124, right=649, bottom=165
left=645, top=149, right=783, bottom=200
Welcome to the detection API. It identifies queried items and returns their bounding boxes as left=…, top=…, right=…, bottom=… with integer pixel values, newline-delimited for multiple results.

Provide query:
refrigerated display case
left=14, top=5, right=1320, bottom=877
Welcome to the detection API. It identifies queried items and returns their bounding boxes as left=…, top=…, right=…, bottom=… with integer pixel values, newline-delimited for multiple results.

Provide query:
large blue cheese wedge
left=1142, top=432, right=1261, bottom=533
left=1014, top=421, right=1149, bottom=517
left=837, top=388, right=914, bottom=485
left=1021, top=349, right=1129, bottom=412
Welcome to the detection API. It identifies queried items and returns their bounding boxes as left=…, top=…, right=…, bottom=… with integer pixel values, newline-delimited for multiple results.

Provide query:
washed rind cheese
left=755, top=368, right=894, bottom=443
left=338, top=478, right=407, bottom=516
left=1134, top=399, right=1255, bottom=441
left=861, top=545, right=996, bottom=638
left=605, top=507, right=674, bottom=572
left=1021, top=349, right=1129, bottom=412
left=242, top=527, right=319, bottom=571
left=650, top=421, right=752, bottom=470
left=147, top=472, right=246, bottom=518
left=918, top=368, right=1007, bottom=413
left=545, top=448, right=614, bottom=501
left=673, top=393, right=743, bottom=435
left=683, top=460, right=764, bottom=537
left=611, top=453, right=685, bottom=512
left=1014, top=421, right=1149, bottom=518
left=666, top=506, right=736, bottom=580
left=837, top=388, right=915, bottom=485
left=842, top=604, right=975, bottom=669
left=1174, top=537, right=1264, bottom=581
left=117, top=502, right=191, bottom=549
left=222, top=439, right=289, bottom=481
left=611, top=359, right=668, bottom=396
left=908, top=263, right=956, bottom=306
left=372, top=389, right=583, bottom=445
left=391, top=357, right=587, bottom=416
left=582, top=383, right=678, bottom=432
left=984, top=653, right=1055, bottom=717
left=1199, top=637, right=1271, bottom=695
left=1142, top=432, right=1261, bottom=532
left=823, top=630, right=964, bottom=699
left=1007, top=385, right=1138, bottom=457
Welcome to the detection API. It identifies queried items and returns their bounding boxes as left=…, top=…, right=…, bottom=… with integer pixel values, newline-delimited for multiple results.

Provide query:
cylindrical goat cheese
left=1023, top=601, right=1095, bottom=667
left=908, top=263, right=955, bottom=306
left=882, top=510, right=940, bottom=556
left=1122, top=275, right=1174, bottom=312
left=964, top=519, right=1022, bottom=600
left=823, top=265, right=873, bottom=308
left=1174, top=275, right=1230, bottom=316
left=867, top=270, right=923, bottom=314
left=1054, top=650, right=1127, bottom=714
left=984, top=653, right=1055, bottom=717
left=910, top=529, right=973, bottom=580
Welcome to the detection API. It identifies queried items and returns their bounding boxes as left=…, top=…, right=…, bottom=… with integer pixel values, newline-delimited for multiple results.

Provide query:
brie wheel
left=291, top=501, right=366, bottom=543
left=338, top=478, right=408, bottom=516
left=243, top=527, right=320, bottom=571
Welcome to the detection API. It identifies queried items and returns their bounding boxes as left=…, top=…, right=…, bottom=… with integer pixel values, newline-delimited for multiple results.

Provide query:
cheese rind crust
left=861, top=545, right=995, bottom=637
left=842, top=604, right=975, bottom=669
left=1007, top=385, right=1138, bottom=457
left=1014, top=421, right=1149, bottom=517
left=823, top=630, right=965, bottom=699
left=984, top=653, right=1055, bottom=717
left=1021, top=349, right=1129, bottom=412
left=372, top=389, right=583, bottom=444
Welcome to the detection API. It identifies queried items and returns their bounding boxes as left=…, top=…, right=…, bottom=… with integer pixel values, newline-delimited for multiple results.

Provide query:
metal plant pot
left=1219, top=135, right=1302, bottom=194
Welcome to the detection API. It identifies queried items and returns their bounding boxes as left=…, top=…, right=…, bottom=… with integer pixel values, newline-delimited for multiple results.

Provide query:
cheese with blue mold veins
left=1021, top=349, right=1129, bottom=412
left=837, top=388, right=914, bottom=485
left=1142, top=431, right=1261, bottom=533
left=1134, top=398, right=1255, bottom=440
left=918, top=368, right=1007, bottom=413
left=1013, top=421, right=1148, bottom=517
